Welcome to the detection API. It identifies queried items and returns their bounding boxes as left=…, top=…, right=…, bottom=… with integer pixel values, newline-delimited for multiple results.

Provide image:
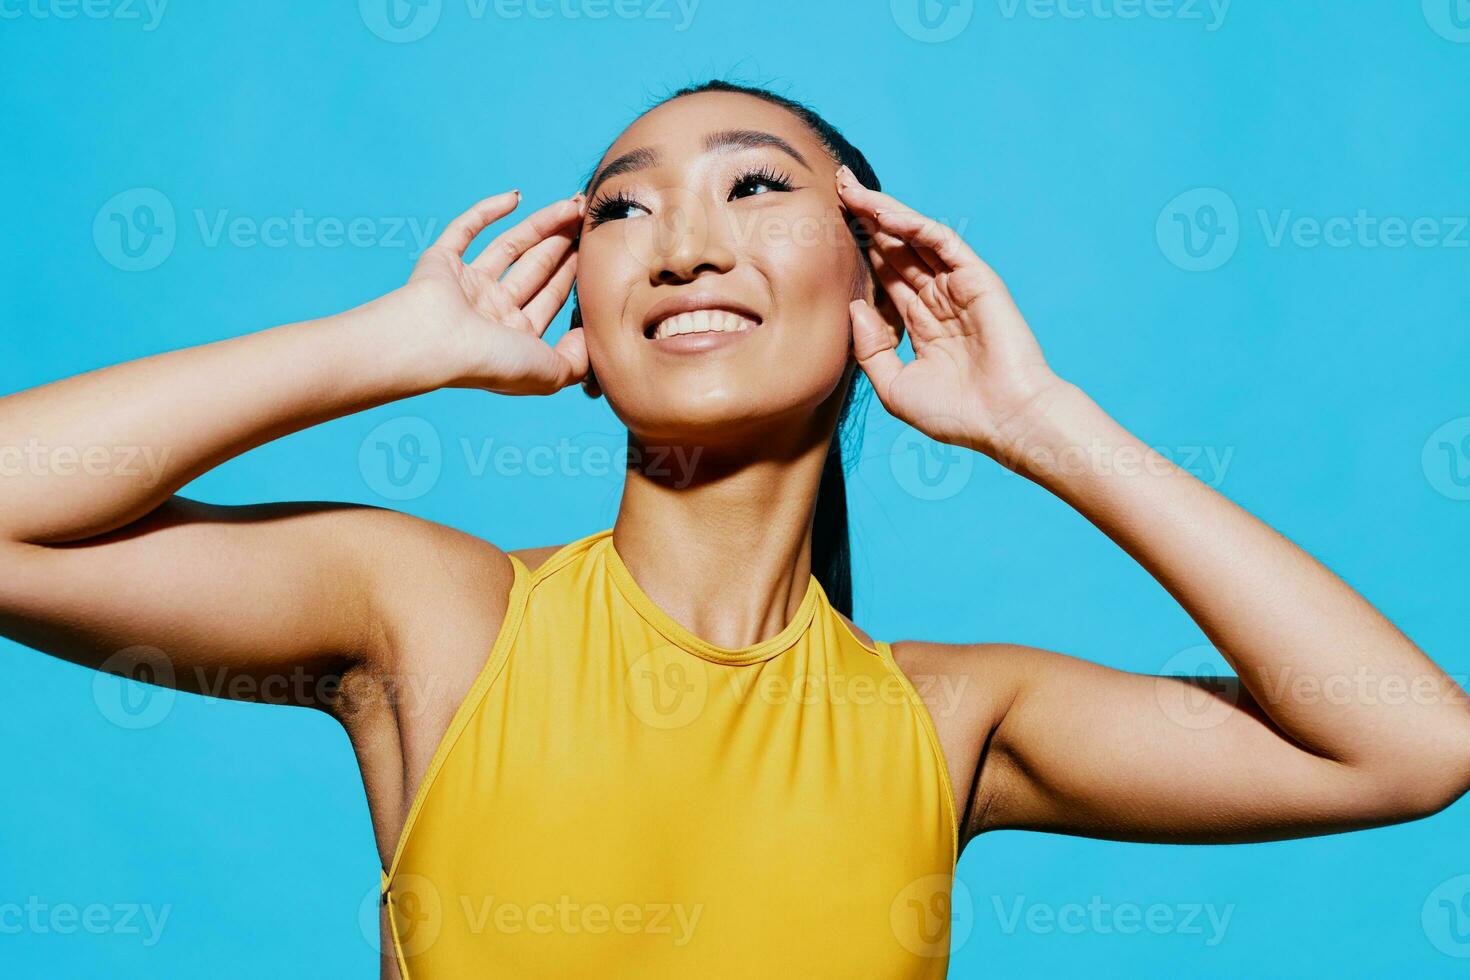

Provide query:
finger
left=869, top=208, right=979, bottom=273
left=499, top=225, right=577, bottom=308
left=849, top=299, right=903, bottom=405
left=870, top=229, right=936, bottom=292
left=836, top=168, right=944, bottom=267
left=835, top=165, right=912, bottom=222
left=522, top=251, right=579, bottom=336
left=877, top=228, right=943, bottom=281
left=836, top=168, right=950, bottom=273
left=551, top=322, right=589, bottom=387
left=472, top=194, right=584, bottom=279
left=434, top=190, right=521, bottom=257
left=866, top=243, right=920, bottom=312
left=868, top=245, right=941, bottom=339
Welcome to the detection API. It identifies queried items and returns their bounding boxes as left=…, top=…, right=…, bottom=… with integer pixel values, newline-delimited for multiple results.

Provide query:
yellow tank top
left=379, top=528, right=958, bottom=977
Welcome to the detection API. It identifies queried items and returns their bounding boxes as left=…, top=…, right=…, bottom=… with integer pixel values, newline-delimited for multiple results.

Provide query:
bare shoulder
left=335, top=508, right=519, bottom=734
left=888, top=639, right=1035, bottom=706
left=321, top=510, right=524, bottom=870
left=327, top=507, right=519, bottom=674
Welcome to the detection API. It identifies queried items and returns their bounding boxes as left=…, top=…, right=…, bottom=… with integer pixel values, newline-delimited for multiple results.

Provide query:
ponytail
left=811, top=417, right=853, bottom=616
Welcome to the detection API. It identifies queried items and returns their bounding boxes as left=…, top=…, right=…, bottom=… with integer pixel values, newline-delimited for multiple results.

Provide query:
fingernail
left=836, top=165, right=855, bottom=187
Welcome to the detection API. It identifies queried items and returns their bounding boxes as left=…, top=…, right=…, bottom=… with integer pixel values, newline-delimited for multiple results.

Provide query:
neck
left=611, top=422, right=834, bottom=651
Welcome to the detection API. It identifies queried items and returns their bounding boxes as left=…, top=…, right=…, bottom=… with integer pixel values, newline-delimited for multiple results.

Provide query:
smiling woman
left=570, top=80, right=888, bottom=615
left=1, top=78, right=1468, bottom=980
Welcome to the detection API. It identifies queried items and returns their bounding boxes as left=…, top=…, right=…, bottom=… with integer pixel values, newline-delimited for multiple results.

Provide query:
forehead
left=595, top=91, right=832, bottom=172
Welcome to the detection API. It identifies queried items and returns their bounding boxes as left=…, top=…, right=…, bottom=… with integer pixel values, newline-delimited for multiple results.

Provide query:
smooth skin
left=2, top=91, right=1468, bottom=975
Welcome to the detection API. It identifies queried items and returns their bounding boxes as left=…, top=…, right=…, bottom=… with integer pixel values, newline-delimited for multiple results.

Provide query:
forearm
left=0, top=288, right=453, bottom=544
left=997, top=381, right=1470, bottom=777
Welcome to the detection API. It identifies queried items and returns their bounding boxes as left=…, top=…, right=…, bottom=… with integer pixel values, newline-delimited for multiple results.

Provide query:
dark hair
left=572, top=80, right=881, bottom=617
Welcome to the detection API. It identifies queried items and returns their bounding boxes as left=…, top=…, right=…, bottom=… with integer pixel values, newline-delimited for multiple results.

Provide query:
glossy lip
left=641, top=293, right=764, bottom=341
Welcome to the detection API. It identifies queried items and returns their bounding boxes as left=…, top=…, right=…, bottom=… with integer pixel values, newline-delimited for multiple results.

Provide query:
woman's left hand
left=836, top=166, right=1069, bottom=462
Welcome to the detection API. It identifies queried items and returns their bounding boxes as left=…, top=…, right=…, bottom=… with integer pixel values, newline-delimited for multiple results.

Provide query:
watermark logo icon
left=891, top=0, right=974, bottom=42
left=1156, top=644, right=1237, bottom=731
left=93, top=646, right=176, bottom=730
left=379, top=873, right=444, bottom=957
left=359, top=879, right=385, bottom=953
left=890, top=873, right=973, bottom=957
left=1157, top=188, right=1239, bottom=272
left=359, top=417, right=442, bottom=501
left=1423, top=0, right=1470, bottom=42
left=1422, top=416, right=1470, bottom=501
left=618, top=185, right=713, bottom=271
left=624, top=645, right=708, bottom=730
left=890, top=423, right=974, bottom=501
left=1423, top=874, right=1470, bottom=957
left=360, top=0, right=441, bottom=42
left=94, top=188, right=175, bottom=272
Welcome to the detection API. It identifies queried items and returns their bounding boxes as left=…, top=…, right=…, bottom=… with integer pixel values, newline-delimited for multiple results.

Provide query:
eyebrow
left=702, top=129, right=810, bottom=169
left=586, top=146, right=659, bottom=201
left=586, top=129, right=811, bottom=200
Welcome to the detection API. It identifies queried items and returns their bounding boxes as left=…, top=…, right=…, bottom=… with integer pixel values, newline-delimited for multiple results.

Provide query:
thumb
left=551, top=326, right=589, bottom=389
left=849, top=299, right=903, bottom=406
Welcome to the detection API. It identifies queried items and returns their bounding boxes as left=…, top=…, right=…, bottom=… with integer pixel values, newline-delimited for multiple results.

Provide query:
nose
left=649, top=191, right=736, bottom=284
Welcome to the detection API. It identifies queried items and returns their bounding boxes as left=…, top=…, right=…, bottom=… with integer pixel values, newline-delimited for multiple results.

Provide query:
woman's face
left=575, top=92, right=869, bottom=447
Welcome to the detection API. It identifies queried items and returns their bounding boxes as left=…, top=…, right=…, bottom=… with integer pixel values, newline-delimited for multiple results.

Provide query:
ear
left=581, top=368, right=603, bottom=399
left=868, top=273, right=906, bottom=351
left=570, top=306, right=603, bottom=399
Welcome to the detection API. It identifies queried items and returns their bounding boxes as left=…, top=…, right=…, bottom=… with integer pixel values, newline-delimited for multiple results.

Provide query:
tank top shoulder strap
left=381, top=529, right=613, bottom=892
left=871, top=636, right=960, bottom=867
left=382, top=543, right=539, bottom=892
left=524, top=527, right=613, bottom=585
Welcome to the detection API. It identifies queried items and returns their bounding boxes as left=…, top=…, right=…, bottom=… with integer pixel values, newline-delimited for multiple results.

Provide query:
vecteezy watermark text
left=94, top=187, right=440, bottom=272
left=991, top=894, right=1234, bottom=945
left=0, top=898, right=171, bottom=946
left=0, top=0, right=167, bottom=30
left=1158, top=187, right=1470, bottom=272
left=996, top=0, right=1229, bottom=31
left=358, top=418, right=705, bottom=502
left=0, top=440, right=173, bottom=484
left=358, top=0, right=699, bottom=43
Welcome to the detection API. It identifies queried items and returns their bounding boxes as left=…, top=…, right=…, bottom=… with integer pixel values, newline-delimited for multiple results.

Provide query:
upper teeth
left=652, top=310, right=756, bottom=340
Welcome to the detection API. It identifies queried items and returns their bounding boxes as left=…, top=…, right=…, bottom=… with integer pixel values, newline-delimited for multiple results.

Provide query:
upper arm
left=0, top=495, right=513, bottom=713
left=898, top=640, right=1447, bottom=847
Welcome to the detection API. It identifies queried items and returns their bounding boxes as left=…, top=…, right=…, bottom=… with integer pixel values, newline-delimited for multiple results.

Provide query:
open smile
left=642, top=294, right=764, bottom=342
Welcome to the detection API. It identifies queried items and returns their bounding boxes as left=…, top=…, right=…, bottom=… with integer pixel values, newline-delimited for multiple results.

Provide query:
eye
left=587, top=190, right=648, bottom=227
left=729, top=165, right=795, bottom=200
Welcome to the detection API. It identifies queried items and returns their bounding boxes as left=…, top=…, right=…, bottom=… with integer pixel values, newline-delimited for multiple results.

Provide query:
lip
left=641, top=293, right=764, bottom=340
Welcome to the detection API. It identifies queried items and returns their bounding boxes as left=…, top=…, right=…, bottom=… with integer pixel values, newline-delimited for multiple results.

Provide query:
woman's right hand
left=400, top=190, right=588, bottom=396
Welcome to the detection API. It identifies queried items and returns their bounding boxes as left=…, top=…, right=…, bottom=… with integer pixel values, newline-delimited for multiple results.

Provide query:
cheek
left=574, top=238, right=640, bottom=367
left=575, top=235, right=628, bottom=326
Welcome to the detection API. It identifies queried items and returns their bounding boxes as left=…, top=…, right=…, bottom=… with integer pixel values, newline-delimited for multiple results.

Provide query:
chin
left=609, top=374, right=848, bottom=455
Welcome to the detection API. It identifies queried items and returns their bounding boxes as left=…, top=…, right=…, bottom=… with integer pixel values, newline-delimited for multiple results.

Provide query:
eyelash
left=587, top=165, right=796, bottom=227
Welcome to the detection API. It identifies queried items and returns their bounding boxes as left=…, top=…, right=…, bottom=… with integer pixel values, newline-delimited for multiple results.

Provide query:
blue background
left=3, top=0, right=1469, bottom=976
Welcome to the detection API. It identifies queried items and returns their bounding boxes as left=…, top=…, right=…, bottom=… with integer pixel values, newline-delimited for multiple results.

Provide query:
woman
left=2, top=80, right=1467, bottom=978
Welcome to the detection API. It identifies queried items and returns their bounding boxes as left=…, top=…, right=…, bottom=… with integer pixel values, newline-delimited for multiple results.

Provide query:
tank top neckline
left=597, top=529, right=824, bottom=666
